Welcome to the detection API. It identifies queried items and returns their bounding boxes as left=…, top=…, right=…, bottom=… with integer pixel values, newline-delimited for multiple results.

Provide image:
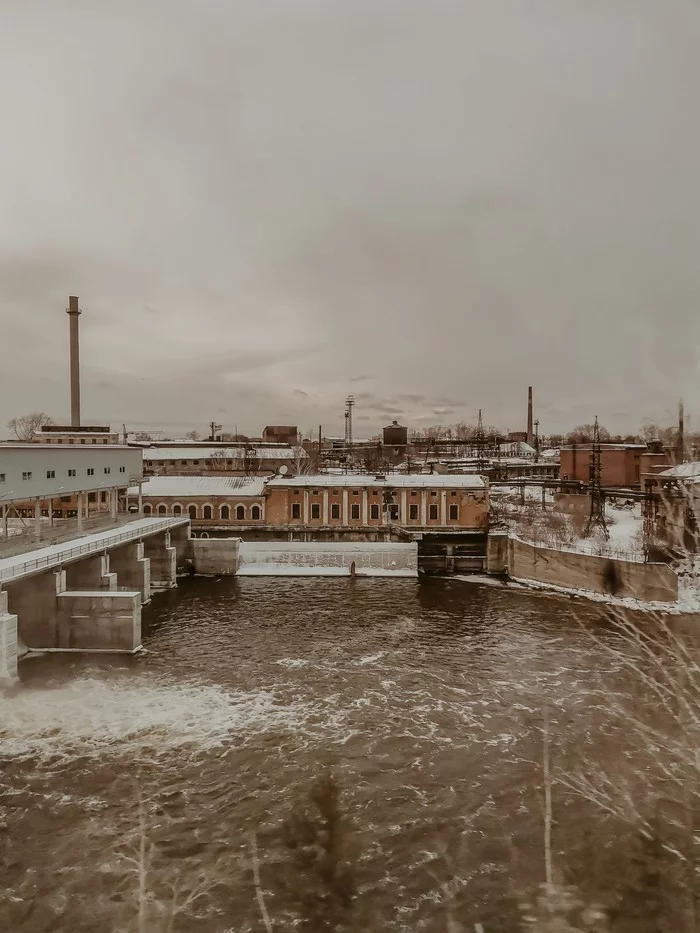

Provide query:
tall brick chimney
left=526, top=386, right=534, bottom=446
left=67, top=295, right=81, bottom=427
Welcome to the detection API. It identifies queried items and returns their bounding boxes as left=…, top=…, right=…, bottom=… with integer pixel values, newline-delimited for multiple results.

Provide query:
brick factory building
left=128, top=472, right=489, bottom=534
left=140, top=444, right=308, bottom=476
left=264, top=474, right=488, bottom=531
left=128, top=475, right=266, bottom=524
left=560, top=443, right=670, bottom=488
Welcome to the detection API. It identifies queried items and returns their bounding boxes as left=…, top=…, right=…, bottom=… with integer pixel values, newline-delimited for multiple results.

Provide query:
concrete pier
left=0, top=517, right=189, bottom=656
left=0, top=590, right=18, bottom=684
left=57, top=591, right=141, bottom=652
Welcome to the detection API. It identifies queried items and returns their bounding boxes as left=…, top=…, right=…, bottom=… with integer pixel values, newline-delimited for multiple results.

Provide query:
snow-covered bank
left=454, top=571, right=700, bottom=615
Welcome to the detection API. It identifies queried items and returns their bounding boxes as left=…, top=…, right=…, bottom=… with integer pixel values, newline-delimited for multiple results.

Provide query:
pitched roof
left=265, top=473, right=486, bottom=489
left=128, top=475, right=267, bottom=497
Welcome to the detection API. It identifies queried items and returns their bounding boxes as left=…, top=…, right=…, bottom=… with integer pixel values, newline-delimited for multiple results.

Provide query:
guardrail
left=0, top=517, right=188, bottom=584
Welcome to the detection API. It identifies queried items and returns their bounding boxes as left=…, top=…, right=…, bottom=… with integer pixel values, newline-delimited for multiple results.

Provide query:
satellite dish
left=278, top=465, right=288, bottom=475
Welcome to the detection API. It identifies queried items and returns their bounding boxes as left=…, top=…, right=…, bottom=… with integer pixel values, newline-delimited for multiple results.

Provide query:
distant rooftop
left=266, top=473, right=486, bottom=489
left=129, top=475, right=268, bottom=497
left=658, top=461, right=700, bottom=481
left=141, top=445, right=307, bottom=461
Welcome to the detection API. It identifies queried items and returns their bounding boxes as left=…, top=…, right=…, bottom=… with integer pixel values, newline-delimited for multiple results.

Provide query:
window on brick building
left=409, top=504, right=419, bottom=520
left=236, top=505, right=245, bottom=520
left=144, top=504, right=152, bottom=515
left=173, top=504, right=182, bottom=515
left=188, top=505, right=197, bottom=519
left=331, top=503, right=340, bottom=519
left=449, top=504, right=459, bottom=521
left=351, top=504, right=360, bottom=520
left=311, top=503, right=320, bottom=519
left=252, top=505, right=261, bottom=520
left=221, top=505, right=230, bottom=520
left=389, top=504, right=399, bottom=520
left=370, top=504, right=379, bottom=520
left=203, top=505, right=212, bottom=519
left=429, top=504, right=438, bottom=520
left=158, top=504, right=167, bottom=516
left=292, top=503, right=301, bottom=519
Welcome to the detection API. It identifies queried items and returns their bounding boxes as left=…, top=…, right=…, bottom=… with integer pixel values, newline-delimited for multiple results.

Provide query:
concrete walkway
left=0, top=517, right=189, bottom=585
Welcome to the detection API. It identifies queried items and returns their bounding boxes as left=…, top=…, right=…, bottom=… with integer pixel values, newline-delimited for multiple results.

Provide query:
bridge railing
left=0, top=517, right=188, bottom=584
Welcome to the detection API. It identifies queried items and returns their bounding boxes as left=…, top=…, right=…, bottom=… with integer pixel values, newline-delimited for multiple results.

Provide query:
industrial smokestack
left=678, top=398, right=685, bottom=464
left=527, top=386, right=534, bottom=446
left=67, top=295, right=81, bottom=427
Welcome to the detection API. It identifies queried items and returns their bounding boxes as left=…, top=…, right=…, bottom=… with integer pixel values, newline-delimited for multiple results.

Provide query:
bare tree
left=7, top=412, right=52, bottom=441
left=565, top=424, right=611, bottom=445
left=185, top=429, right=200, bottom=441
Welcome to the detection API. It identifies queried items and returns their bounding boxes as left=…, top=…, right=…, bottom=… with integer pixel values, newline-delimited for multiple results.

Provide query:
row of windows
left=46, top=438, right=112, bottom=444
left=142, top=503, right=262, bottom=520
left=291, top=503, right=460, bottom=521
left=16, top=466, right=128, bottom=481
left=293, top=489, right=456, bottom=497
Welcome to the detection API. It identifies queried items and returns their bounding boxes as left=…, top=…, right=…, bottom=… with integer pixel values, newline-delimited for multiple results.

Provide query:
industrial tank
left=383, top=420, right=408, bottom=447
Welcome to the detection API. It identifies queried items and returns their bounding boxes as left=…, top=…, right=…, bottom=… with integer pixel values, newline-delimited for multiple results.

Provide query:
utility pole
left=534, top=419, right=540, bottom=463
left=475, top=409, right=487, bottom=474
left=584, top=416, right=609, bottom=539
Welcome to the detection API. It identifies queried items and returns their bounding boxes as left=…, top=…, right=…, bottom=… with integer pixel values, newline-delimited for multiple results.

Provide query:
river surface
left=0, top=577, right=660, bottom=931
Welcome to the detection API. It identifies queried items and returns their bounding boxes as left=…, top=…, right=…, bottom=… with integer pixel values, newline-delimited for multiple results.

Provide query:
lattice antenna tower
left=584, top=416, right=609, bottom=539
left=344, top=394, right=355, bottom=447
left=475, top=408, right=487, bottom=473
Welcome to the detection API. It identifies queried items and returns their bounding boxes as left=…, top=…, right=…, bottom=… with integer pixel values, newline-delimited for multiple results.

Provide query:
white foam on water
left=275, top=658, right=309, bottom=668
left=355, top=652, right=386, bottom=665
left=0, top=677, right=307, bottom=762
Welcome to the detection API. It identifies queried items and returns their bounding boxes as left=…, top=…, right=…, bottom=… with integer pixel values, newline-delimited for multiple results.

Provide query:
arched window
left=236, top=505, right=245, bottom=521
left=158, top=504, right=167, bottom=516
left=203, top=505, right=213, bottom=520
left=188, top=504, right=197, bottom=520
left=221, top=505, right=230, bottom=520
left=173, top=504, right=182, bottom=516
left=200, top=531, right=209, bottom=538
left=251, top=505, right=261, bottom=520
left=143, top=504, right=152, bottom=515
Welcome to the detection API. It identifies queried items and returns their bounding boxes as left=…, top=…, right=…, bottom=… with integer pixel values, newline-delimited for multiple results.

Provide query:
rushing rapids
left=0, top=577, right=672, bottom=931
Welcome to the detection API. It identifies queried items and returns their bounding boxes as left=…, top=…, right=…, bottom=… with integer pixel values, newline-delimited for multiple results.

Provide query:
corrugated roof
left=266, top=473, right=486, bottom=489
left=141, top=446, right=307, bottom=461
left=128, top=475, right=268, bottom=497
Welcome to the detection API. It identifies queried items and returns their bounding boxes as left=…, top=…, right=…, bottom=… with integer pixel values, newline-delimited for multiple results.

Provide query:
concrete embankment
left=486, top=531, right=679, bottom=604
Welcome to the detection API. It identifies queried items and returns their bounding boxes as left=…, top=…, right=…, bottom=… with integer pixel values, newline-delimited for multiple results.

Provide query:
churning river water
left=1, top=577, right=651, bottom=932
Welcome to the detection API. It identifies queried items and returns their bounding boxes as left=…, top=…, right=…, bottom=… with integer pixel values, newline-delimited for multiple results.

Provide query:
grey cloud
left=1, top=0, right=699, bottom=436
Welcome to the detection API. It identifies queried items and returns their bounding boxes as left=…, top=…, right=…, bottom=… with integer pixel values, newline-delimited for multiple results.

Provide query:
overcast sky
left=1, top=0, right=699, bottom=438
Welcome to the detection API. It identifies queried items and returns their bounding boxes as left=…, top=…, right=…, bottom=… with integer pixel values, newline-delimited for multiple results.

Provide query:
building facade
left=140, top=444, right=308, bottom=476
left=262, top=426, right=299, bottom=445
left=127, top=472, right=489, bottom=534
left=36, top=424, right=120, bottom=445
left=0, top=444, right=143, bottom=526
left=264, top=474, right=488, bottom=531
left=128, top=475, right=266, bottom=526
left=560, top=444, right=664, bottom=487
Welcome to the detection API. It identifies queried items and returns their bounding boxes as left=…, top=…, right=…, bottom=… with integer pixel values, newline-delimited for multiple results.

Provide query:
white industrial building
left=0, top=444, right=144, bottom=537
